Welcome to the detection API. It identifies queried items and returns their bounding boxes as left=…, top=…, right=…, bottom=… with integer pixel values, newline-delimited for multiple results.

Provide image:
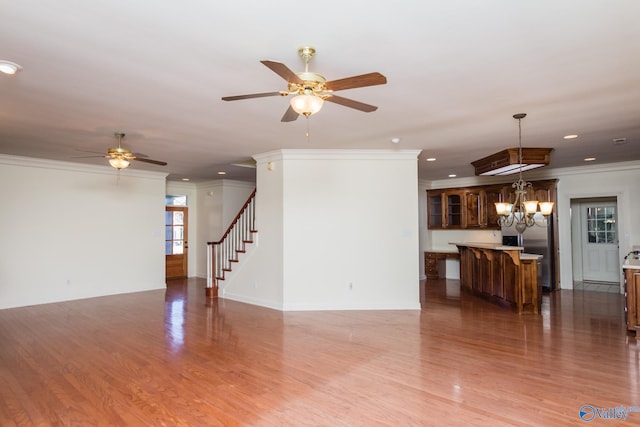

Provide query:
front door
left=581, top=202, right=619, bottom=282
left=166, top=206, right=188, bottom=279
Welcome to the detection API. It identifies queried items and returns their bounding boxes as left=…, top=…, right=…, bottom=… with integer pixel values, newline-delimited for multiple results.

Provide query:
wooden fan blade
left=324, top=72, right=387, bottom=92
left=281, top=105, right=299, bottom=122
left=260, top=60, right=303, bottom=84
left=324, top=95, right=378, bottom=112
left=222, top=91, right=284, bottom=101
left=133, top=157, right=167, bottom=166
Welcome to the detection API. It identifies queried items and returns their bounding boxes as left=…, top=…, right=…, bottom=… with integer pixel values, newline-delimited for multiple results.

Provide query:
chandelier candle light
left=495, top=113, right=554, bottom=234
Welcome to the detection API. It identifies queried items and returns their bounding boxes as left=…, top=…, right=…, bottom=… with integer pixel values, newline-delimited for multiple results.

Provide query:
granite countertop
left=450, top=242, right=525, bottom=251
left=623, top=263, right=640, bottom=270
left=424, top=248, right=459, bottom=254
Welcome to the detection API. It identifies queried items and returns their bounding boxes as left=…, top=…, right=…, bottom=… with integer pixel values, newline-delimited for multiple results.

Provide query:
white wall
left=219, top=156, right=285, bottom=309
left=0, top=155, right=167, bottom=309
left=554, top=162, right=640, bottom=289
left=224, top=149, right=422, bottom=311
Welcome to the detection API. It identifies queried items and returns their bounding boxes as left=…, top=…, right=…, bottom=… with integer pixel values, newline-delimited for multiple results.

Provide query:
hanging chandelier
left=495, top=113, right=554, bottom=234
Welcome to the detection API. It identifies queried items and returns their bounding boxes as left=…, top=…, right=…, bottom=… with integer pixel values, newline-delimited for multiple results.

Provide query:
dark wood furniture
left=624, top=266, right=640, bottom=334
left=424, top=251, right=460, bottom=279
left=470, top=148, right=552, bottom=176
left=454, top=242, right=542, bottom=314
left=427, top=180, right=557, bottom=230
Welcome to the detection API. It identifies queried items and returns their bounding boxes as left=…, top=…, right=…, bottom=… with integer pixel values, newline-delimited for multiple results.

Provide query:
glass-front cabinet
left=428, top=193, right=443, bottom=228
left=427, top=190, right=464, bottom=229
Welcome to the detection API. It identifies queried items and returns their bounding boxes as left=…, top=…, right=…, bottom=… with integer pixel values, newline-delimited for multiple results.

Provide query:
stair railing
left=206, top=189, right=256, bottom=297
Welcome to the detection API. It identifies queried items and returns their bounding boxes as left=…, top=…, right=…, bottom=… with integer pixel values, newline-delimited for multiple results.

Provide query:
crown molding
left=253, top=149, right=422, bottom=164
left=0, top=154, right=168, bottom=181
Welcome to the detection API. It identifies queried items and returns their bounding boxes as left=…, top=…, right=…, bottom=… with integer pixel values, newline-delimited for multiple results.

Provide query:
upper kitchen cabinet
left=484, top=185, right=506, bottom=229
left=463, top=186, right=503, bottom=229
left=464, top=189, right=485, bottom=228
left=427, top=192, right=444, bottom=228
left=427, top=190, right=464, bottom=229
left=427, top=182, right=555, bottom=230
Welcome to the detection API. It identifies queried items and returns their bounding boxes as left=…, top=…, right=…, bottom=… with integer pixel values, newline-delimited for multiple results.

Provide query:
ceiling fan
left=222, top=46, right=387, bottom=122
left=78, top=133, right=167, bottom=170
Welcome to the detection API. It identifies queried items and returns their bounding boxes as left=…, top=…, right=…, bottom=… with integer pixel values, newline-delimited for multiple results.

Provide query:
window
left=586, top=206, right=616, bottom=244
left=166, top=210, right=185, bottom=255
left=166, top=195, right=187, bottom=206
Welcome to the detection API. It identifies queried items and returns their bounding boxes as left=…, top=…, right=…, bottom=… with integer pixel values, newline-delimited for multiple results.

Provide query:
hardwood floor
left=1, top=278, right=638, bottom=426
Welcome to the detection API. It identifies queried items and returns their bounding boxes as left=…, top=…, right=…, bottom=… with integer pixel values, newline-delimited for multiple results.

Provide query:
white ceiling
left=2, top=1, right=639, bottom=182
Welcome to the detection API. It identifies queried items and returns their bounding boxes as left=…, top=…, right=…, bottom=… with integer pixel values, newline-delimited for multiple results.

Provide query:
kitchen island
left=623, top=264, right=640, bottom=334
left=451, top=242, right=542, bottom=314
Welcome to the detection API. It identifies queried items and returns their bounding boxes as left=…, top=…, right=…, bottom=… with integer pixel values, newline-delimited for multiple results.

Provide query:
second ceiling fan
left=222, top=47, right=387, bottom=122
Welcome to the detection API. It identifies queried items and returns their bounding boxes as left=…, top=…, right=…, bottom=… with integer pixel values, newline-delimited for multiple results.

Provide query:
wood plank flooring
left=1, top=278, right=638, bottom=426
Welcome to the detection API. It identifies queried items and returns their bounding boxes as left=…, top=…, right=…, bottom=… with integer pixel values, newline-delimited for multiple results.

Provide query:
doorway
left=166, top=206, right=188, bottom=279
left=571, top=197, right=620, bottom=289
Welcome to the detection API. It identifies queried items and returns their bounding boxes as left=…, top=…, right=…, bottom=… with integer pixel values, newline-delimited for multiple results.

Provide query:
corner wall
left=223, top=149, right=422, bottom=311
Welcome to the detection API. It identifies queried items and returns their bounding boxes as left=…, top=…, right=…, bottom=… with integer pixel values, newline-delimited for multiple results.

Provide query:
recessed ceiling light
left=0, top=60, right=22, bottom=75
left=426, top=157, right=436, bottom=162
left=217, top=171, right=227, bottom=175
left=584, top=157, right=596, bottom=162
left=391, top=137, right=401, bottom=144
left=563, top=134, right=578, bottom=140
left=181, top=178, right=190, bottom=181
left=448, top=174, right=457, bottom=178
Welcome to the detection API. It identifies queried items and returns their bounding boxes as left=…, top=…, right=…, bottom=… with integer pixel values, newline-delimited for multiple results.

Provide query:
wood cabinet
left=427, top=193, right=444, bottom=228
left=424, top=251, right=460, bottom=279
left=427, top=190, right=464, bottom=229
left=464, top=190, right=484, bottom=228
left=624, top=268, right=640, bottom=334
left=455, top=243, right=541, bottom=314
left=484, top=185, right=504, bottom=229
left=427, top=188, right=498, bottom=230
left=427, top=180, right=556, bottom=231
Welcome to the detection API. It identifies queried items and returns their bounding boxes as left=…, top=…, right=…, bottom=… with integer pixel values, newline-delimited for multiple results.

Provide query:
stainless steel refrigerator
left=502, top=212, right=555, bottom=291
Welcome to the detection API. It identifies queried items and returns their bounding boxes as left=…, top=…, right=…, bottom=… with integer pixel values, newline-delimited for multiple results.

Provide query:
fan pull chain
left=305, top=117, right=311, bottom=143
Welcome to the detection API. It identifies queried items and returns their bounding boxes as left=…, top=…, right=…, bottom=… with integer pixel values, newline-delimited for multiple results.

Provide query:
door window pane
left=172, top=226, right=183, bottom=240
left=165, top=209, right=185, bottom=255
left=173, top=211, right=184, bottom=225
left=586, top=206, right=616, bottom=244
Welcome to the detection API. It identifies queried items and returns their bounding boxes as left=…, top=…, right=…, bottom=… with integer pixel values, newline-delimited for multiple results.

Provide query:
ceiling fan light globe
left=290, top=94, right=323, bottom=117
left=0, top=60, right=21, bottom=75
left=109, top=157, right=130, bottom=169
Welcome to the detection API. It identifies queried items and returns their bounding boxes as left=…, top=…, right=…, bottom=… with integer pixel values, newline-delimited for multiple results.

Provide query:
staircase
left=206, top=189, right=257, bottom=297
